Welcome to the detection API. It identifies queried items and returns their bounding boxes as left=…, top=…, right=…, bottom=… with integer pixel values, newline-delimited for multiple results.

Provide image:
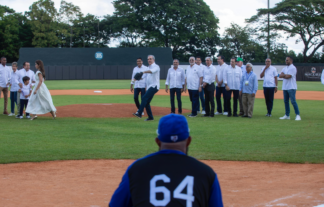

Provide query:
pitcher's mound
left=42, top=103, right=190, bottom=118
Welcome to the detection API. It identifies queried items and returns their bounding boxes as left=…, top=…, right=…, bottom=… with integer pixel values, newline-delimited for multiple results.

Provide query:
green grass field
left=0, top=80, right=323, bottom=164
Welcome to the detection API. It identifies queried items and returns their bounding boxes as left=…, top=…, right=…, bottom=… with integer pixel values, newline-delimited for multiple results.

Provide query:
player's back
left=127, top=150, right=222, bottom=207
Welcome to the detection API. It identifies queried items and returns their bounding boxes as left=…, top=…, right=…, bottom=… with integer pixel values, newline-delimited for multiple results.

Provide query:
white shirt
left=321, top=69, right=324, bottom=85
left=142, top=63, right=160, bottom=90
left=20, top=83, right=32, bottom=100
left=281, top=64, right=297, bottom=90
left=203, top=64, right=216, bottom=85
left=186, top=64, right=203, bottom=90
left=131, top=65, right=147, bottom=88
left=216, top=63, right=228, bottom=87
left=10, top=70, right=20, bottom=92
left=165, top=67, right=185, bottom=89
left=18, top=68, right=36, bottom=86
left=261, top=65, right=278, bottom=87
left=0, top=64, right=11, bottom=88
left=223, top=65, right=242, bottom=90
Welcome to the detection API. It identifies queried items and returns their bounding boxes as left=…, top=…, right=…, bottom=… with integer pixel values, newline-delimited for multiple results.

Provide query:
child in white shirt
left=17, top=76, right=32, bottom=119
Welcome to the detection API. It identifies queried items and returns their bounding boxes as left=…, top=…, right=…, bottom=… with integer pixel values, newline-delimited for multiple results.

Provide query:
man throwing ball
left=133, top=55, right=160, bottom=121
left=109, top=114, right=223, bottom=207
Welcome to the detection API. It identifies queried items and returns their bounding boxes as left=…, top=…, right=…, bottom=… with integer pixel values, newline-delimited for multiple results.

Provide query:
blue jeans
left=19, top=99, right=30, bottom=116
left=188, top=90, right=199, bottom=115
left=10, top=91, right=18, bottom=113
left=283, top=90, right=300, bottom=116
left=134, top=88, right=146, bottom=109
left=215, top=86, right=227, bottom=113
left=198, top=89, right=205, bottom=111
left=170, top=88, right=182, bottom=113
left=137, top=86, right=158, bottom=119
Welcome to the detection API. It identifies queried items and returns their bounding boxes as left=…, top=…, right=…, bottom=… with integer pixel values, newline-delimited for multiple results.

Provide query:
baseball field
left=0, top=80, right=324, bottom=207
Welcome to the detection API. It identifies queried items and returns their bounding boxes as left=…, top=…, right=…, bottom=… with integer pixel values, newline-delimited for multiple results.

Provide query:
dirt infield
left=49, top=89, right=324, bottom=101
left=0, top=159, right=323, bottom=207
left=40, top=103, right=190, bottom=118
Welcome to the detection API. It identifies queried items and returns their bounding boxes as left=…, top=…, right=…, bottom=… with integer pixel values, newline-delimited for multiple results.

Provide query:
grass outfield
left=44, top=80, right=324, bottom=91
left=0, top=91, right=323, bottom=164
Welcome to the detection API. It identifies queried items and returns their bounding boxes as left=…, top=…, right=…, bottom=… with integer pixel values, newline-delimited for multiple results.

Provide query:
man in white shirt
left=195, top=56, right=206, bottom=115
left=130, top=58, right=147, bottom=115
left=8, top=62, right=20, bottom=116
left=224, top=57, right=242, bottom=117
left=16, top=62, right=36, bottom=117
left=185, top=57, right=203, bottom=117
left=202, top=57, right=216, bottom=117
left=321, top=69, right=324, bottom=85
left=236, top=57, right=245, bottom=116
left=165, top=59, right=185, bottom=114
left=133, top=55, right=160, bottom=121
left=215, top=55, right=228, bottom=116
left=260, top=58, right=278, bottom=117
left=0, top=57, right=11, bottom=114
left=279, top=56, right=301, bottom=121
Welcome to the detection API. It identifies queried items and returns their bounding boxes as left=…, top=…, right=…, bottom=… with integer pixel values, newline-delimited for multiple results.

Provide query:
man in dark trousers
left=133, top=55, right=160, bottom=121
left=109, top=114, right=224, bottom=207
left=202, top=57, right=216, bottom=117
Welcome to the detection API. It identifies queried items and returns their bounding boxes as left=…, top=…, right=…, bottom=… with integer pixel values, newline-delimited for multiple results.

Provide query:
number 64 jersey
left=109, top=150, right=223, bottom=207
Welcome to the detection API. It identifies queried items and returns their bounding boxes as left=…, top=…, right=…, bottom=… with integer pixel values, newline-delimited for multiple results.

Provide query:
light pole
left=267, top=0, right=270, bottom=58
left=97, top=16, right=104, bottom=48
left=70, top=25, right=73, bottom=48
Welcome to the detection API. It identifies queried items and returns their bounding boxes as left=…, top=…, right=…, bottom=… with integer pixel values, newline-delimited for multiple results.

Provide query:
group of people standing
left=130, top=55, right=302, bottom=121
left=0, top=57, right=56, bottom=120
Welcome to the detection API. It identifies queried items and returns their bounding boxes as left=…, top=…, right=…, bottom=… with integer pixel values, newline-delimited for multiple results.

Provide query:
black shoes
left=145, top=118, right=154, bottom=121
left=132, top=112, right=141, bottom=118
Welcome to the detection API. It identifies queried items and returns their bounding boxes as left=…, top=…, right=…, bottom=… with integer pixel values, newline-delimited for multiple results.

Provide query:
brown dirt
left=0, top=159, right=323, bottom=207
left=49, top=89, right=324, bottom=101
left=40, top=103, right=190, bottom=118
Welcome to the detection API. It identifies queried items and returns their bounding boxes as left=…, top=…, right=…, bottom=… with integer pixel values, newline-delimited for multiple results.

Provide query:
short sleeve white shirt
left=321, top=69, right=324, bottom=85
left=203, top=65, right=216, bottom=84
left=223, top=65, right=242, bottom=90
left=216, top=63, right=228, bottom=87
left=186, top=64, right=203, bottom=90
left=131, top=65, right=147, bottom=88
left=165, top=67, right=185, bottom=89
left=261, top=65, right=278, bottom=87
left=20, top=83, right=32, bottom=100
left=143, top=63, right=160, bottom=90
left=0, top=65, right=11, bottom=88
left=281, top=64, right=297, bottom=90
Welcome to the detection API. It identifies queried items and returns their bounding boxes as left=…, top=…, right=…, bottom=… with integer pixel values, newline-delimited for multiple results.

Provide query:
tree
left=219, top=23, right=266, bottom=62
left=0, top=6, right=33, bottom=62
left=111, top=0, right=220, bottom=61
left=246, top=0, right=324, bottom=63
left=27, top=0, right=60, bottom=47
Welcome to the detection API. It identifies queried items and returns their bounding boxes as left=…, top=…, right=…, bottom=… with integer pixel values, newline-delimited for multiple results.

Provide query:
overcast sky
left=1, top=0, right=305, bottom=53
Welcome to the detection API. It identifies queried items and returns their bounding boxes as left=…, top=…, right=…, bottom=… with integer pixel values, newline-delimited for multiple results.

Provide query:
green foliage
left=0, top=6, right=33, bottom=62
left=219, top=23, right=266, bottom=62
left=111, top=0, right=220, bottom=61
left=246, top=0, right=324, bottom=63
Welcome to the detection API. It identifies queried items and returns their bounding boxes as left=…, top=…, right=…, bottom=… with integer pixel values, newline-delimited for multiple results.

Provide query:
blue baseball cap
left=157, top=114, right=190, bottom=143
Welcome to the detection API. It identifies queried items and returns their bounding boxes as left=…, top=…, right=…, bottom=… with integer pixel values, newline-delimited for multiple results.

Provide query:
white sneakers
left=279, top=115, right=290, bottom=120
left=26, top=115, right=31, bottom=119
left=295, top=115, right=301, bottom=121
left=279, top=115, right=301, bottom=121
left=214, top=112, right=222, bottom=115
left=223, top=112, right=228, bottom=116
left=8, top=113, right=15, bottom=116
left=201, top=110, right=206, bottom=115
left=142, top=112, right=144, bottom=116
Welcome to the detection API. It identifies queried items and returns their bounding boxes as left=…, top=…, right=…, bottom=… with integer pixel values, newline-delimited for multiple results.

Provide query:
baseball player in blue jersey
left=109, top=114, right=223, bottom=207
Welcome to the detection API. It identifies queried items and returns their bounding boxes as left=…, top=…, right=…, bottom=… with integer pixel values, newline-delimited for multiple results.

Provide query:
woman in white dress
left=26, top=60, right=56, bottom=120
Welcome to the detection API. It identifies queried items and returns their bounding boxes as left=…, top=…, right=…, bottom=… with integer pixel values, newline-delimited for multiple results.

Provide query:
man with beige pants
left=239, top=63, right=258, bottom=118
